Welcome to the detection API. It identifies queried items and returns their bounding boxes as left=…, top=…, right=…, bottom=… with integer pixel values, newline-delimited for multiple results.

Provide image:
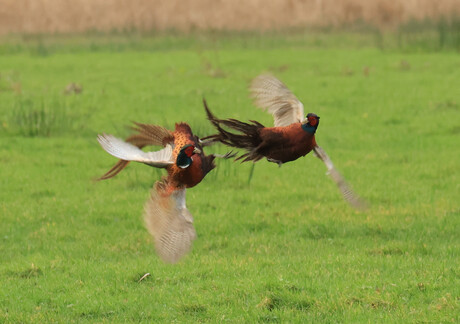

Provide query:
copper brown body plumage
left=257, top=123, right=318, bottom=163
left=97, top=121, right=232, bottom=263
left=203, top=74, right=366, bottom=209
left=204, top=102, right=318, bottom=164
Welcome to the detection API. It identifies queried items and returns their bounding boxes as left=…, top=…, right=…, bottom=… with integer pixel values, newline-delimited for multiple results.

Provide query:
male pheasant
left=97, top=122, right=232, bottom=263
left=202, top=74, right=365, bottom=209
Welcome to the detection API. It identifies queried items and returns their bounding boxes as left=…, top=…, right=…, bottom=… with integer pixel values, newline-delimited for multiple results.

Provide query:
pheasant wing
left=313, top=146, right=367, bottom=210
left=97, top=134, right=174, bottom=168
left=250, top=74, right=305, bottom=127
left=98, top=123, right=174, bottom=180
left=144, top=186, right=196, bottom=263
left=127, top=122, right=175, bottom=147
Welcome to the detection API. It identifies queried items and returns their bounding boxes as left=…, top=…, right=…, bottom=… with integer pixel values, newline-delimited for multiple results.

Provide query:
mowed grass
left=0, top=34, right=459, bottom=322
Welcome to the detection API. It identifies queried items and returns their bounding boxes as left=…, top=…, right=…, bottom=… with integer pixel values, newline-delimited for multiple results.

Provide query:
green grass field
left=0, top=33, right=459, bottom=322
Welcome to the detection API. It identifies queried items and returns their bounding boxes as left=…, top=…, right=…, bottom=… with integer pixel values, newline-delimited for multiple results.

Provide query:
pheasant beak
left=193, top=147, right=201, bottom=154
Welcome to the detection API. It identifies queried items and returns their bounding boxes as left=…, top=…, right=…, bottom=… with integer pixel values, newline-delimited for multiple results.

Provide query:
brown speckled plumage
left=167, top=123, right=216, bottom=190
left=97, top=121, right=228, bottom=263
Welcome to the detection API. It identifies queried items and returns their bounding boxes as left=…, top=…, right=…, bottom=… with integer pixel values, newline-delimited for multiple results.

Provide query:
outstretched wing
left=97, top=122, right=174, bottom=180
left=250, top=74, right=305, bottom=127
left=144, top=185, right=196, bottom=263
left=313, top=146, right=368, bottom=210
left=97, top=134, right=174, bottom=168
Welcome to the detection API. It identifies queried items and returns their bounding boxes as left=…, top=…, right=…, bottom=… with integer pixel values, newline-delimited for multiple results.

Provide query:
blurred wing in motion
left=97, top=134, right=174, bottom=168
left=144, top=185, right=196, bottom=263
left=250, top=74, right=305, bottom=127
left=313, top=146, right=368, bottom=210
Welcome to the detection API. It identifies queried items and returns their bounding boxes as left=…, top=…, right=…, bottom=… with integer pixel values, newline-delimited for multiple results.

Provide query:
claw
left=267, top=158, right=283, bottom=167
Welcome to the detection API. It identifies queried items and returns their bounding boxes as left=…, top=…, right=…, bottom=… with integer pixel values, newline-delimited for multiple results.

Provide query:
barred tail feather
left=97, top=160, right=130, bottom=180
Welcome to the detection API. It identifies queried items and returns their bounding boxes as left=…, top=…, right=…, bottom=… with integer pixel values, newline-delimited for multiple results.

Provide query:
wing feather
left=97, top=134, right=174, bottom=168
left=144, top=186, right=196, bottom=263
left=250, top=74, right=305, bottom=127
left=313, top=146, right=368, bottom=210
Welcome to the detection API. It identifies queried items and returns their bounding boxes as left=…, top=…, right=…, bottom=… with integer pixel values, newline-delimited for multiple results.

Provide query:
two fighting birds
left=97, top=74, right=365, bottom=263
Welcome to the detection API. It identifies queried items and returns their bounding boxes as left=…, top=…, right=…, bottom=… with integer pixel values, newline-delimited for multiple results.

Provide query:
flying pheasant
left=202, top=74, right=366, bottom=209
left=97, top=122, right=233, bottom=263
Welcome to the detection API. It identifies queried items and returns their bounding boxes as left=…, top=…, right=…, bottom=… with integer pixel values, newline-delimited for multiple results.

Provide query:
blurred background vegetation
left=0, top=0, right=459, bottom=52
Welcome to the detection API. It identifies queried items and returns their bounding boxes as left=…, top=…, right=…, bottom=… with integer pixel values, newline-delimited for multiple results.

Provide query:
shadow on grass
left=6, top=264, right=43, bottom=279
left=180, top=304, right=207, bottom=316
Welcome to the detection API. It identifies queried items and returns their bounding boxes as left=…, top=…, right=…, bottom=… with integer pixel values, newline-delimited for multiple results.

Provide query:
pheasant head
left=176, top=144, right=201, bottom=169
left=301, top=113, right=320, bottom=134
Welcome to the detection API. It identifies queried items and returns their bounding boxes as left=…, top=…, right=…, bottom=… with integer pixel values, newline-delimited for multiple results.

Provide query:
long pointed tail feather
left=97, top=160, right=130, bottom=180
left=202, top=99, right=264, bottom=160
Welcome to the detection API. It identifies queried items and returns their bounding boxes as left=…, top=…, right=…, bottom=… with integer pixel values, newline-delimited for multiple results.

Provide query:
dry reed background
left=1, top=0, right=460, bottom=35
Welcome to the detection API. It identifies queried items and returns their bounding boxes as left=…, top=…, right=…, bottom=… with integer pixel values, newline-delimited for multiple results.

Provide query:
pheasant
left=97, top=122, right=233, bottom=263
left=202, top=74, right=366, bottom=209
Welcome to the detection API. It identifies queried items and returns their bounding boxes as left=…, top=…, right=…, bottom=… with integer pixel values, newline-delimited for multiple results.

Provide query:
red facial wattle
left=184, top=145, right=195, bottom=157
